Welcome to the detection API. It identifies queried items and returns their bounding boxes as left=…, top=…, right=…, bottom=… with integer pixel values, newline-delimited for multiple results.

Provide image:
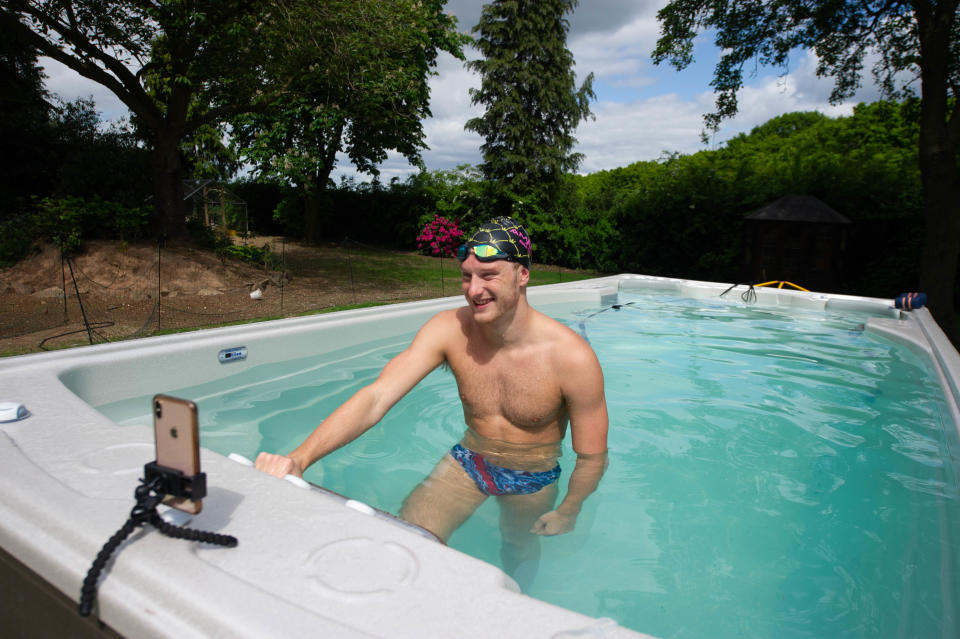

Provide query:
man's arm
left=532, top=336, right=608, bottom=536
left=255, top=312, right=452, bottom=478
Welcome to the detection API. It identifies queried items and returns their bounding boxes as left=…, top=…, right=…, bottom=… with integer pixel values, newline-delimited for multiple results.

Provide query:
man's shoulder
left=432, top=306, right=471, bottom=328
left=406, top=308, right=466, bottom=364
left=530, top=312, right=590, bottom=352
left=418, top=307, right=469, bottom=342
left=532, top=309, right=583, bottom=341
left=532, top=312, right=598, bottom=366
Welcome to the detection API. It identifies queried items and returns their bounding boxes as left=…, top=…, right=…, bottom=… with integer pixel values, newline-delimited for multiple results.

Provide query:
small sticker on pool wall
left=218, top=347, right=247, bottom=363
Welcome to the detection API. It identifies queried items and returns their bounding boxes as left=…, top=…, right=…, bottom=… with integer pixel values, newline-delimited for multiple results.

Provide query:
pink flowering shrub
left=416, top=214, right=463, bottom=257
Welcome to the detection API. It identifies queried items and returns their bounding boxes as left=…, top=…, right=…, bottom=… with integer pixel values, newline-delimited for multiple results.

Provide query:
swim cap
left=464, top=217, right=532, bottom=269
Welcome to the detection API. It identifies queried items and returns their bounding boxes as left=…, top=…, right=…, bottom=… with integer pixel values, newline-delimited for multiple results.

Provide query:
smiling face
left=460, top=254, right=530, bottom=324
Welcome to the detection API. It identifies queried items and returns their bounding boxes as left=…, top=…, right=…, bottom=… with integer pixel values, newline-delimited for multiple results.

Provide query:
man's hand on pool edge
left=255, top=452, right=303, bottom=479
left=530, top=509, right=576, bottom=536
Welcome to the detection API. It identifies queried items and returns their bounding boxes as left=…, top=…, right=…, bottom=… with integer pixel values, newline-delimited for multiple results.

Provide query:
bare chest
left=450, top=351, right=565, bottom=430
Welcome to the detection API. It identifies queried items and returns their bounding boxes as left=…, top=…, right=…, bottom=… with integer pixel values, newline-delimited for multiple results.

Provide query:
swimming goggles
left=457, top=243, right=511, bottom=262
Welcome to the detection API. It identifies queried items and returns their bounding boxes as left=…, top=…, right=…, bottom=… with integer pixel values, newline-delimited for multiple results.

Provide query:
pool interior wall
left=1, top=274, right=957, bottom=639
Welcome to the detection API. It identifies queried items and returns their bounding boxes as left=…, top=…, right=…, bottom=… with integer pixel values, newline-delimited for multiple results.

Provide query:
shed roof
left=746, top=194, right=851, bottom=224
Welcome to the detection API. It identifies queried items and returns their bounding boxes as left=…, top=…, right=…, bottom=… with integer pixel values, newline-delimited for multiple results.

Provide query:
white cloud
left=571, top=19, right=661, bottom=88
left=443, top=0, right=658, bottom=39
left=573, top=93, right=712, bottom=173
left=425, top=53, right=481, bottom=119
left=716, top=51, right=886, bottom=139
left=570, top=47, right=894, bottom=175
left=568, top=0, right=663, bottom=38
left=40, top=57, right=131, bottom=122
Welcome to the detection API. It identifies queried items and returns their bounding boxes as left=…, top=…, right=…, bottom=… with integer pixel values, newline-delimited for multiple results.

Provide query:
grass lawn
left=327, top=246, right=601, bottom=289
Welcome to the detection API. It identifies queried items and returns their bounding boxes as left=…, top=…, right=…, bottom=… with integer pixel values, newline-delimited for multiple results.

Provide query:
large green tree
left=48, top=97, right=152, bottom=205
left=0, top=1, right=278, bottom=236
left=0, top=26, right=54, bottom=215
left=653, top=0, right=960, bottom=337
left=233, top=0, right=467, bottom=243
left=465, top=0, right=595, bottom=214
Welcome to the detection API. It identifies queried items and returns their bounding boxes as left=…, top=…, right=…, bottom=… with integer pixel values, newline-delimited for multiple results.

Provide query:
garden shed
left=183, top=179, right=249, bottom=235
left=743, top=194, right=851, bottom=292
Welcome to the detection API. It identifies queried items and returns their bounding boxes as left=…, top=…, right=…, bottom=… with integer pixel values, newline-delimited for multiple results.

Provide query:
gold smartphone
left=152, top=394, right=202, bottom=514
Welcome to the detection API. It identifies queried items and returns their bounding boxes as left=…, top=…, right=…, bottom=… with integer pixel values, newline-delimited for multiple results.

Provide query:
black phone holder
left=143, top=460, right=207, bottom=502
left=78, top=461, right=237, bottom=617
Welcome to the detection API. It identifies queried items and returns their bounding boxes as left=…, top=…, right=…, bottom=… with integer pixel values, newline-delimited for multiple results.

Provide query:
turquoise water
left=99, top=293, right=960, bottom=638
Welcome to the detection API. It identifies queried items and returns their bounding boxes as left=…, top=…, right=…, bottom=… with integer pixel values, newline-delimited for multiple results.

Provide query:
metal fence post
left=60, top=247, right=68, bottom=324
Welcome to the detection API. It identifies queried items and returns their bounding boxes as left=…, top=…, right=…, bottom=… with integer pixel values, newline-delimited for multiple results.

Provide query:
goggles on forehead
left=457, top=243, right=510, bottom=262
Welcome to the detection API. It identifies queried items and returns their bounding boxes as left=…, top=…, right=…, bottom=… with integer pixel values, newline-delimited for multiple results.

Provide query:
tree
left=0, top=1, right=280, bottom=236
left=465, top=0, right=595, bottom=214
left=232, top=0, right=468, bottom=243
left=0, top=26, right=54, bottom=217
left=653, top=1, right=960, bottom=338
left=49, top=97, right=152, bottom=205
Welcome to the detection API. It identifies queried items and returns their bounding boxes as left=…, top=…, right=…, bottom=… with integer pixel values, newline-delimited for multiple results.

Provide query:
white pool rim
left=1, top=274, right=957, bottom=639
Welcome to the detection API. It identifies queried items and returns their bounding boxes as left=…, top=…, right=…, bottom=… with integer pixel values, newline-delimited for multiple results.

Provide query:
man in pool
left=255, top=217, right=608, bottom=583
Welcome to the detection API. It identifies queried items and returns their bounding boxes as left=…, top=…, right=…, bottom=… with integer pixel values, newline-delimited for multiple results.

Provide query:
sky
left=40, top=0, right=884, bottom=183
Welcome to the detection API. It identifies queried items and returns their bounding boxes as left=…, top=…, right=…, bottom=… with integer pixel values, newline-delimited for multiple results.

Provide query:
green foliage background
left=257, top=99, right=919, bottom=300
left=3, top=97, right=927, bottom=303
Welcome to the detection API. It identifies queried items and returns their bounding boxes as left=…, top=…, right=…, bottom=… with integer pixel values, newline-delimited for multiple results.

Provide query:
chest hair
left=452, top=349, right=564, bottom=428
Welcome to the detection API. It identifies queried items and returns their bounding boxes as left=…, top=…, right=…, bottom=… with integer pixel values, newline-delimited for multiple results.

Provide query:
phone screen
left=152, top=394, right=202, bottom=514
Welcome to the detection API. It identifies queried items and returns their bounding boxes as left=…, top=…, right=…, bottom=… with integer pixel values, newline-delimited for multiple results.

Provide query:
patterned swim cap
left=465, top=217, right=532, bottom=269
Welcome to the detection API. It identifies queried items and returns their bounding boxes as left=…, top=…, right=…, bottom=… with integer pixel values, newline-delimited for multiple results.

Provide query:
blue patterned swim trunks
left=450, top=443, right=561, bottom=496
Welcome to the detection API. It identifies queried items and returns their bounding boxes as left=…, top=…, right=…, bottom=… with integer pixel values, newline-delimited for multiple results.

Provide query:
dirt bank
left=0, top=237, right=429, bottom=355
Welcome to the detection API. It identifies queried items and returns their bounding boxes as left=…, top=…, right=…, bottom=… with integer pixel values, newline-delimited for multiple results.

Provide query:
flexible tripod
left=78, top=462, right=238, bottom=617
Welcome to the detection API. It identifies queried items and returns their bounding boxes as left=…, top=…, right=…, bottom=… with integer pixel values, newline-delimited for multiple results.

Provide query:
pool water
left=98, top=293, right=960, bottom=638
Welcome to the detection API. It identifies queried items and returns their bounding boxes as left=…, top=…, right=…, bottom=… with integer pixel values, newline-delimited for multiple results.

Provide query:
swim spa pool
left=1, top=275, right=958, bottom=638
